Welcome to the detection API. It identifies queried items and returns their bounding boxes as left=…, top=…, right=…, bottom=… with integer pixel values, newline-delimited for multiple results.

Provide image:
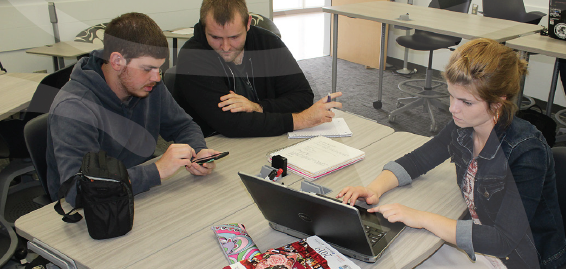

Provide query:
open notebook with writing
left=268, top=136, right=364, bottom=180
left=288, top=118, right=352, bottom=139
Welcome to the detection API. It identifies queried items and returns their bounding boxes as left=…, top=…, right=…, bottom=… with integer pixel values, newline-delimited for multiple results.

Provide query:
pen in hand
left=326, top=93, right=331, bottom=111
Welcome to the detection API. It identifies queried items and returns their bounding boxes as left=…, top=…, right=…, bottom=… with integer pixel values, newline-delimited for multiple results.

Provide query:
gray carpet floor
left=297, top=56, right=452, bottom=137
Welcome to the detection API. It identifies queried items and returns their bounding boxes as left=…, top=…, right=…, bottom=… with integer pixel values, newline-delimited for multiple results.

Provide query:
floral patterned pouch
left=211, top=223, right=261, bottom=264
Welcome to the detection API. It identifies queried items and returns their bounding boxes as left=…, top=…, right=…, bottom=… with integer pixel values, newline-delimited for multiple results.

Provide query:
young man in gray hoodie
left=47, top=12, right=218, bottom=206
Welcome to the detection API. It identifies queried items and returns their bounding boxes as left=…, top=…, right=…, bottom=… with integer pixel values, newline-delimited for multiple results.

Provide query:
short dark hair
left=200, top=0, right=249, bottom=28
left=102, top=12, right=168, bottom=63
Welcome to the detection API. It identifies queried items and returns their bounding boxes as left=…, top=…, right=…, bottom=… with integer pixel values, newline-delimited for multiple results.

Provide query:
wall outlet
left=472, top=4, right=478, bottom=15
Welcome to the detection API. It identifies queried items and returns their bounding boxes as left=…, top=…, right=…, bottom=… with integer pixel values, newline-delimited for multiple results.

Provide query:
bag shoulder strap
left=54, top=174, right=83, bottom=223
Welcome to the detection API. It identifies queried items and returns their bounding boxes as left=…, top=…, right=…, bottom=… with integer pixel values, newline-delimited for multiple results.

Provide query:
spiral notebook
left=268, top=136, right=365, bottom=180
left=288, top=118, right=352, bottom=139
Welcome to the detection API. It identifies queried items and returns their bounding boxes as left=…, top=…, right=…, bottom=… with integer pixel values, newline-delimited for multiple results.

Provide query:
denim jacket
left=384, top=118, right=565, bottom=268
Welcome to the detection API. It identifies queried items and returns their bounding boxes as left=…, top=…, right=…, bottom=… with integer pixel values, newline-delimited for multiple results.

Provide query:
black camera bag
left=54, top=150, right=134, bottom=240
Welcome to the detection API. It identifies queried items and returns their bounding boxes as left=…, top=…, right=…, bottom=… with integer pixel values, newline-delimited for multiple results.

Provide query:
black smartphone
left=192, top=152, right=229, bottom=165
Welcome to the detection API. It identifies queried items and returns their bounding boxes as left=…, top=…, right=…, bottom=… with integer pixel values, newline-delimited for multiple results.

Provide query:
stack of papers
left=288, top=118, right=352, bottom=139
left=269, top=136, right=365, bottom=180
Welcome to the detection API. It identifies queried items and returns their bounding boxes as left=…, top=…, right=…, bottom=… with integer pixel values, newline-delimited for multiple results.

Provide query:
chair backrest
left=164, top=65, right=177, bottom=94
left=249, top=13, right=281, bottom=38
left=23, top=114, right=50, bottom=202
left=410, top=0, right=471, bottom=44
left=430, top=0, right=471, bottom=13
left=482, top=0, right=527, bottom=22
left=24, top=65, right=73, bottom=122
left=552, top=147, right=566, bottom=229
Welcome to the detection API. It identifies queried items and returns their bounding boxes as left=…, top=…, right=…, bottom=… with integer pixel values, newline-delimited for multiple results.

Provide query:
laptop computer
left=238, top=172, right=406, bottom=263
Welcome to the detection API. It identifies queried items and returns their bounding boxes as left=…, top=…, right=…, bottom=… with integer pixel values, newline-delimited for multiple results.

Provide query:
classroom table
left=26, top=41, right=102, bottom=71
left=129, top=132, right=467, bottom=269
left=0, top=73, right=48, bottom=121
left=15, top=110, right=395, bottom=269
left=323, top=1, right=543, bottom=109
left=163, top=28, right=194, bottom=66
left=506, top=34, right=566, bottom=116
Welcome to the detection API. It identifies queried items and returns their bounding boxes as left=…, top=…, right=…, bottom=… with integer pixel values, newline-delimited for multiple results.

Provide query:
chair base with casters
left=388, top=49, right=449, bottom=133
left=388, top=0, right=470, bottom=132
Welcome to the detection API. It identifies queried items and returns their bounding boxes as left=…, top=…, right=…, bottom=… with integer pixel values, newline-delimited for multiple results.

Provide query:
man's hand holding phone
left=186, top=149, right=227, bottom=176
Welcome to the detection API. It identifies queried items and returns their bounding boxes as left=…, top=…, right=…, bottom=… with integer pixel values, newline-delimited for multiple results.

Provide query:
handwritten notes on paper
left=270, top=136, right=365, bottom=180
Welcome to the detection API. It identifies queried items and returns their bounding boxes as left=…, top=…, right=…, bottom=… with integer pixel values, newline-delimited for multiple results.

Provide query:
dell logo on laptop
left=298, top=213, right=312, bottom=222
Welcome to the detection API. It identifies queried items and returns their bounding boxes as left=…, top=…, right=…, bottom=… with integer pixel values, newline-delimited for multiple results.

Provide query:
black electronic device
left=549, top=0, right=566, bottom=40
left=271, top=155, right=287, bottom=177
left=192, top=152, right=229, bottom=165
left=238, top=172, right=405, bottom=263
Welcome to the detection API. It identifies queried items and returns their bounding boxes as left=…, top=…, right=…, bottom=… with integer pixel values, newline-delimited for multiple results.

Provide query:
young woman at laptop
left=337, top=38, right=565, bottom=269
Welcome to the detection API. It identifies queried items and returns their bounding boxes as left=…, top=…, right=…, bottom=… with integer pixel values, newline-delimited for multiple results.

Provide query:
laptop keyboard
left=364, top=225, right=386, bottom=246
left=314, top=193, right=388, bottom=246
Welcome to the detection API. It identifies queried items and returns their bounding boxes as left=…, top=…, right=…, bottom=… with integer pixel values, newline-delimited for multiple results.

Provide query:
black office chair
left=552, top=146, right=565, bottom=229
left=249, top=13, right=281, bottom=38
left=23, top=114, right=50, bottom=205
left=389, top=0, right=471, bottom=133
left=481, top=0, right=546, bottom=110
left=482, top=0, right=546, bottom=25
left=164, top=65, right=177, bottom=94
left=0, top=64, right=72, bottom=225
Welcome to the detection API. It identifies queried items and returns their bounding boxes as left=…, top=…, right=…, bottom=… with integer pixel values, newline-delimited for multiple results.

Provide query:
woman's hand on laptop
left=337, top=186, right=379, bottom=206
left=370, top=203, right=425, bottom=228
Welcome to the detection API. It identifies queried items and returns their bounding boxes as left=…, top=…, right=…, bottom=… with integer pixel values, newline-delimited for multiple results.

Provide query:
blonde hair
left=443, top=38, right=528, bottom=127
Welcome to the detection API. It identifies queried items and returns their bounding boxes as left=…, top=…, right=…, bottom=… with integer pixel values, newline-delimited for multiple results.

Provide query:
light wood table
left=128, top=132, right=466, bottom=268
left=506, top=34, right=566, bottom=115
left=26, top=41, right=102, bottom=71
left=15, top=110, right=394, bottom=269
left=323, top=1, right=543, bottom=109
left=163, top=28, right=194, bottom=66
left=0, top=73, right=47, bottom=121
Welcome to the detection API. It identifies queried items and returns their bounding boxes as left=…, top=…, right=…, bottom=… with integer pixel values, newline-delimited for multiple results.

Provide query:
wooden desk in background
left=331, top=0, right=389, bottom=70
left=15, top=110, right=396, bottom=268
left=163, top=28, right=194, bottom=66
left=323, top=1, right=543, bottom=110
left=0, top=73, right=47, bottom=121
left=506, top=34, right=566, bottom=115
left=26, top=41, right=102, bottom=71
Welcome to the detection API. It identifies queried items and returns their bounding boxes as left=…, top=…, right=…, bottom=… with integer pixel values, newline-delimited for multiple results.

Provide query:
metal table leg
left=546, top=58, right=561, bottom=117
left=373, top=23, right=387, bottom=109
left=332, top=14, right=338, bottom=94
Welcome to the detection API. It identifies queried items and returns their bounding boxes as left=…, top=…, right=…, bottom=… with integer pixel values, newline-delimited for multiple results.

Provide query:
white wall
left=0, top=0, right=271, bottom=73
left=387, top=0, right=565, bottom=107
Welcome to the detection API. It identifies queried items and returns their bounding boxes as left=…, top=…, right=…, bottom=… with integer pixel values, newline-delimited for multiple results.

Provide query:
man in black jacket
left=173, top=0, right=342, bottom=138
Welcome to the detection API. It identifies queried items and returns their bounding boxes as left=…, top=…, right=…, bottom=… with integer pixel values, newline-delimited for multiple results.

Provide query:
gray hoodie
left=47, top=50, right=206, bottom=206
